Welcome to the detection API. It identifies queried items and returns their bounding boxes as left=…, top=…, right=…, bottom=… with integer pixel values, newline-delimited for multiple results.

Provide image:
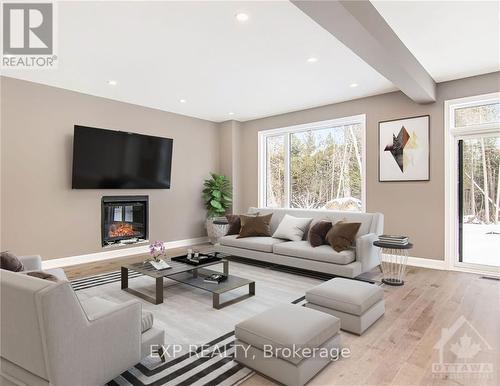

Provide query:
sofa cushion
left=219, top=235, right=286, bottom=253
left=325, top=221, right=362, bottom=252
left=249, top=207, right=377, bottom=237
left=226, top=212, right=259, bottom=235
left=273, top=241, right=355, bottom=265
left=238, top=214, right=273, bottom=238
left=0, top=251, right=24, bottom=272
left=305, top=277, right=384, bottom=316
left=235, top=304, right=340, bottom=364
left=272, top=214, right=312, bottom=241
left=308, top=220, right=333, bottom=247
left=225, top=214, right=241, bottom=235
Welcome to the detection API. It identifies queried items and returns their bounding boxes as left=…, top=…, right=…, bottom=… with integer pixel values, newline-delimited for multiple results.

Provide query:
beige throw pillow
left=272, top=215, right=312, bottom=241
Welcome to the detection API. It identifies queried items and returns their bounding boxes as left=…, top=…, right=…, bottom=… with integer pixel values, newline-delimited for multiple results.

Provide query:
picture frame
left=378, top=115, right=430, bottom=182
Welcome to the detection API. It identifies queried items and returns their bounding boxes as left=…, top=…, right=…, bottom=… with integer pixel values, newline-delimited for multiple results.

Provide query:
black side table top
left=373, top=241, right=414, bottom=249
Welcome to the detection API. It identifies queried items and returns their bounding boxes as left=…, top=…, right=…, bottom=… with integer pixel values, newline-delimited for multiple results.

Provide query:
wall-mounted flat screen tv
left=72, top=125, right=173, bottom=189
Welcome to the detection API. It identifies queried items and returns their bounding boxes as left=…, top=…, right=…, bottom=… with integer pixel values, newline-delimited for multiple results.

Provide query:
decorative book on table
left=203, top=273, right=227, bottom=284
left=378, top=235, right=409, bottom=245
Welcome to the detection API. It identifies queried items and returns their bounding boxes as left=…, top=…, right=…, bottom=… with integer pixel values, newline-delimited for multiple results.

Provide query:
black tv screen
left=72, top=126, right=173, bottom=189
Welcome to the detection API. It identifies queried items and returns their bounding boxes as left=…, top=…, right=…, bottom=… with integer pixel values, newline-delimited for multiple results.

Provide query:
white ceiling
left=2, top=1, right=396, bottom=122
left=3, top=1, right=499, bottom=122
left=372, top=0, right=500, bottom=82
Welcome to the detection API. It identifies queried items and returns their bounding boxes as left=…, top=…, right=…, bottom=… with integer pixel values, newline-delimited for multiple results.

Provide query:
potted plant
left=203, top=173, right=232, bottom=244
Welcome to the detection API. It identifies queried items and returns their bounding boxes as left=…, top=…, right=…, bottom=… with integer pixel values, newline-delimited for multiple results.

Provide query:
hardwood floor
left=244, top=268, right=500, bottom=386
left=63, top=247, right=500, bottom=386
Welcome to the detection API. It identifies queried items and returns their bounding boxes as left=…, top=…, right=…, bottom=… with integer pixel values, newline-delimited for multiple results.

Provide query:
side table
left=373, top=241, right=413, bottom=286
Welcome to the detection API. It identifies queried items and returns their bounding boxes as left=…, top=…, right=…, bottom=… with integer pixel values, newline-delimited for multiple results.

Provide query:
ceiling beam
left=292, top=0, right=436, bottom=103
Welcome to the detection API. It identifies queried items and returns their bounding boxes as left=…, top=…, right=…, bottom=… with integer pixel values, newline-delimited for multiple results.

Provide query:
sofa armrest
left=356, top=233, right=380, bottom=273
left=19, top=255, right=42, bottom=271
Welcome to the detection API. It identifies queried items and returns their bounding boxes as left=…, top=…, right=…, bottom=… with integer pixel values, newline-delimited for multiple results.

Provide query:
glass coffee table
left=121, top=254, right=255, bottom=308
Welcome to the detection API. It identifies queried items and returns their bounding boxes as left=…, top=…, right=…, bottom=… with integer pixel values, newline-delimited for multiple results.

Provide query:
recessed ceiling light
left=235, top=12, right=249, bottom=22
left=307, top=57, right=318, bottom=63
left=179, top=99, right=187, bottom=103
left=228, top=112, right=235, bottom=116
left=349, top=83, right=358, bottom=88
left=107, top=80, right=117, bottom=86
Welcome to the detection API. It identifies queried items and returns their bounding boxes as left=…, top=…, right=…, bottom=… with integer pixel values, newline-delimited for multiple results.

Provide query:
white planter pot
left=206, top=217, right=229, bottom=245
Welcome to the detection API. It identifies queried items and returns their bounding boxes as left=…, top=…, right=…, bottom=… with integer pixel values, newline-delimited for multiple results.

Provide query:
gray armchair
left=0, top=269, right=165, bottom=386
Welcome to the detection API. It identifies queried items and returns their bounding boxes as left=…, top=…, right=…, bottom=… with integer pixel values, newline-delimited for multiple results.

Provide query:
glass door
left=458, top=135, right=500, bottom=268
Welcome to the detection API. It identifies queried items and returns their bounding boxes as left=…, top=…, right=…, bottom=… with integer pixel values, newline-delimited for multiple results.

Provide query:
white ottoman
left=305, top=278, right=384, bottom=335
left=234, top=304, right=341, bottom=386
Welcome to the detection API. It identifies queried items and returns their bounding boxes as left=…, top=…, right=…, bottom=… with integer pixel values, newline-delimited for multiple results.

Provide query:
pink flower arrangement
left=149, top=241, right=166, bottom=262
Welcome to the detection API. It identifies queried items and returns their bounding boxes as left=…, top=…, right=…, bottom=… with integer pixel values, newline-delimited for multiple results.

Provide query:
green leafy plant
left=203, top=173, right=232, bottom=218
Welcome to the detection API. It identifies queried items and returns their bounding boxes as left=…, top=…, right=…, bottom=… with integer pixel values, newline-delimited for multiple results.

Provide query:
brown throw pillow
left=0, top=251, right=24, bottom=272
left=325, top=221, right=361, bottom=252
left=308, top=220, right=333, bottom=247
left=226, top=212, right=259, bottom=235
left=225, top=214, right=241, bottom=235
left=26, top=271, right=60, bottom=282
left=237, top=214, right=273, bottom=238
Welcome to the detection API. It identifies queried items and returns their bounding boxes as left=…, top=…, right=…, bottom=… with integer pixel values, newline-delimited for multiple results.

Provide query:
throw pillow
left=225, top=214, right=241, bottom=235
left=238, top=213, right=273, bottom=238
left=26, top=271, right=60, bottom=282
left=308, top=220, right=333, bottom=247
left=325, top=221, right=361, bottom=252
left=0, top=251, right=24, bottom=272
left=226, top=212, right=259, bottom=235
left=272, top=215, right=313, bottom=241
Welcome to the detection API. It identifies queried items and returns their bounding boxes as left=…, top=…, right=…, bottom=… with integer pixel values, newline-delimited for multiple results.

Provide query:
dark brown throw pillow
left=226, top=212, right=259, bottom=235
left=237, top=214, right=273, bottom=238
left=0, top=251, right=24, bottom=272
left=308, top=220, right=333, bottom=247
left=225, top=214, right=241, bottom=235
left=26, top=271, right=59, bottom=282
left=325, top=221, right=361, bottom=252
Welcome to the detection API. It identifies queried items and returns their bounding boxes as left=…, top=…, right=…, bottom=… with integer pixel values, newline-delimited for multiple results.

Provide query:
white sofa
left=215, top=207, right=383, bottom=278
left=0, top=269, right=165, bottom=386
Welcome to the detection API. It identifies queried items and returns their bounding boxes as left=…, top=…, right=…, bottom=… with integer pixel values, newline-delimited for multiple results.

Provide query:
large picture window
left=259, top=115, right=366, bottom=211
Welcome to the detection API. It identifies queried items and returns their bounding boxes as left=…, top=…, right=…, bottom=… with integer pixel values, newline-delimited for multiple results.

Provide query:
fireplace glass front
left=102, top=196, right=148, bottom=246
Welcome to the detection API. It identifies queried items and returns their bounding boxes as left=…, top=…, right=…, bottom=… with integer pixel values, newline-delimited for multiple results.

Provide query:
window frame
left=258, top=114, right=366, bottom=211
left=444, top=92, right=500, bottom=275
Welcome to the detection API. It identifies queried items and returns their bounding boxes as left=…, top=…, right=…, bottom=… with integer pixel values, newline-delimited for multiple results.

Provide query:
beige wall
left=236, top=72, right=500, bottom=261
left=2, top=73, right=499, bottom=261
left=1, top=77, right=219, bottom=260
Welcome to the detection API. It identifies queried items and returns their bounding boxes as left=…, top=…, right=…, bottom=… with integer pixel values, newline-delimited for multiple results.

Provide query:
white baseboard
left=382, top=254, right=446, bottom=270
left=42, top=237, right=209, bottom=269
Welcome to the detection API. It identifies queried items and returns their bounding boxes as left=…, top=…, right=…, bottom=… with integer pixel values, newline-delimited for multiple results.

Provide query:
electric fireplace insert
left=101, top=196, right=148, bottom=246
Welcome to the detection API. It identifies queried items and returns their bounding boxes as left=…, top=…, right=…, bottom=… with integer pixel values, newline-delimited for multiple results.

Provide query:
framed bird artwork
left=378, top=115, right=430, bottom=182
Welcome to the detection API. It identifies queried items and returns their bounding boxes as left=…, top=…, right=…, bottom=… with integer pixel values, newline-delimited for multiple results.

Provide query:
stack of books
left=203, top=273, right=227, bottom=284
left=378, top=235, right=409, bottom=246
